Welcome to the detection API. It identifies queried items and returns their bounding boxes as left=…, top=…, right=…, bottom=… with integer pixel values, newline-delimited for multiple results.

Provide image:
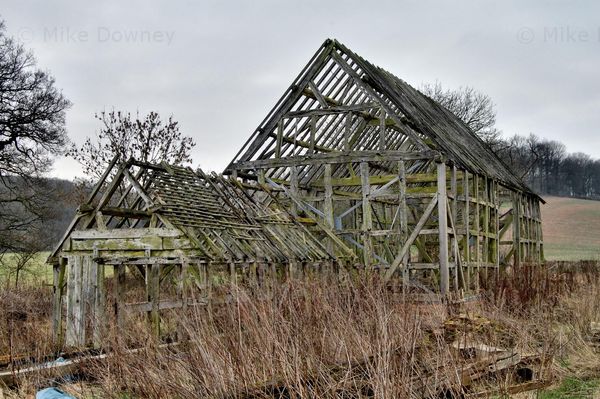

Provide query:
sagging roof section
left=226, top=38, right=536, bottom=196
left=50, top=158, right=352, bottom=263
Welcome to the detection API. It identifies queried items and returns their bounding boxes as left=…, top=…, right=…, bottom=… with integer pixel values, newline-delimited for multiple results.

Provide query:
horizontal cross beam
left=230, top=150, right=440, bottom=170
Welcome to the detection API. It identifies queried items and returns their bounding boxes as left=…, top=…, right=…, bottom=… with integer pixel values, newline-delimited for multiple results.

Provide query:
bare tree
left=0, top=231, right=45, bottom=287
left=68, top=110, right=196, bottom=179
left=421, top=81, right=501, bottom=148
left=0, top=20, right=71, bottom=255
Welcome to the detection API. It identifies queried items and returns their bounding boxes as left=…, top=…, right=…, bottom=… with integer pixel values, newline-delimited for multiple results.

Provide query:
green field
left=0, top=251, right=52, bottom=287
left=542, top=196, right=600, bottom=261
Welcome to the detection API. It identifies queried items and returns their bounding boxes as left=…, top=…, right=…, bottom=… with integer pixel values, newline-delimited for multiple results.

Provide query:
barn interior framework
left=49, top=39, right=543, bottom=348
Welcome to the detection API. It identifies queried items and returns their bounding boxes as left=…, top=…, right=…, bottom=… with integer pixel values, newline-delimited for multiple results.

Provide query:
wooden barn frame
left=49, top=158, right=351, bottom=347
left=49, top=39, right=543, bottom=348
left=225, top=39, right=543, bottom=288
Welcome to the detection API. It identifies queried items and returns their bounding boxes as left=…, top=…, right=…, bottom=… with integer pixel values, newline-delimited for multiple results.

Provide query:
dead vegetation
left=0, top=261, right=599, bottom=398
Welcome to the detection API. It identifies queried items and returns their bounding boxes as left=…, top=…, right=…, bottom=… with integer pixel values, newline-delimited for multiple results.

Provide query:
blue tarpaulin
left=36, top=387, right=76, bottom=399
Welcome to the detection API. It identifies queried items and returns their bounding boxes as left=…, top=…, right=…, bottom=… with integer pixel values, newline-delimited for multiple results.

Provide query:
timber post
left=437, top=162, right=450, bottom=297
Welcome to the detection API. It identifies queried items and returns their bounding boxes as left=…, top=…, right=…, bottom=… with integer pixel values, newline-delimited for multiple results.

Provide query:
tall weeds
left=3, top=262, right=600, bottom=398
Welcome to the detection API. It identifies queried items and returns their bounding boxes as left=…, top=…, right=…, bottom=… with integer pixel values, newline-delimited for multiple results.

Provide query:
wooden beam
left=229, top=150, right=439, bottom=170
left=290, top=165, right=299, bottom=217
left=70, top=228, right=181, bottom=240
left=308, top=81, right=329, bottom=108
left=122, top=168, right=154, bottom=208
left=360, top=162, right=372, bottom=266
left=147, top=260, right=160, bottom=339
left=329, top=50, right=431, bottom=151
left=114, top=264, right=126, bottom=331
left=309, top=115, right=317, bottom=154
left=438, top=163, right=450, bottom=297
left=100, top=206, right=152, bottom=219
left=379, top=109, right=386, bottom=150
left=398, top=161, right=409, bottom=291
left=275, top=120, right=283, bottom=158
left=284, top=103, right=378, bottom=118
left=86, top=155, right=119, bottom=204
left=323, top=164, right=334, bottom=229
left=344, top=113, right=352, bottom=151
left=475, top=175, right=481, bottom=289
left=513, top=193, right=521, bottom=267
left=312, top=171, right=448, bottom=187
left=450, top=165, right=459, bottom=291
left=384, top=195, right=438, bottom=281
left=463, top=170, right=471, bottom=289
left=52, top=258, right=67, bottom=347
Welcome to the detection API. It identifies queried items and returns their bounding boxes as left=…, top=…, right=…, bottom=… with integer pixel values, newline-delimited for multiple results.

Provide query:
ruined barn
left=225, top=39, right=543, bottom=282
left=49, top=39, right=543, bottom=347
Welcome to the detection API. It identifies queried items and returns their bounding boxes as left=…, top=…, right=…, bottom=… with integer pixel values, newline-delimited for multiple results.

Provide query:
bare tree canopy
left=0, top=21, right=71, bottom=178
left=68, top=110, right=196, bottom=179
left=421, top=81, right=501, bottom=148
left=0, top=19, right=71, bottom=255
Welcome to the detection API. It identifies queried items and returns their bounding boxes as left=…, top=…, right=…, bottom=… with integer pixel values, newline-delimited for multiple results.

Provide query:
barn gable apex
left=226, top=39, right=536, bottom=197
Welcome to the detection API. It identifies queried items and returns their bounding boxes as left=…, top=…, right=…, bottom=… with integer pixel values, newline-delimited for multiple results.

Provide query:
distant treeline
left=495, top=134, right=600, bottom=199
left=0, top=177, right=83, bottom=253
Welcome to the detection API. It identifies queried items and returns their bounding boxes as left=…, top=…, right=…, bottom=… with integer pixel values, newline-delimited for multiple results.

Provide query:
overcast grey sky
left=3, top=1, right=599, bottom=179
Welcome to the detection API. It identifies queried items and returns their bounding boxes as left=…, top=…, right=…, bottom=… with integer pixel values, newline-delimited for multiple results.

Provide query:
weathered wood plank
left=438, top=163, right=450, bottom=296
left=360, top=162, right=373, bottom=266
left=71, top=236, right=163, bottom=251
left=70, top=228, right=182, bottom=240
left=384, top=195, right=438, bottom=281
left=231, top=150, right=439, bottom=170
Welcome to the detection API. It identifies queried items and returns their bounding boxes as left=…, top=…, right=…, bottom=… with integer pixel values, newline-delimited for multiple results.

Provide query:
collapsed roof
left=50, top=158, right=351, bottom=263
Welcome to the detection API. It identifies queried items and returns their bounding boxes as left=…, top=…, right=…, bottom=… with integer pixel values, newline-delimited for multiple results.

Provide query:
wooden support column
left=474, top=175, right=481, bottom=289
left=437, top=163, right=450, bottom=296
left=324, top=163, right=335, bottom=254
left=198, top=263, right=209, bottom=296
left=114, top=264, right=126, bottom=332
left=287, top=260, right=297, bottom=280
left=92, top=250, right=105, bottom=347
left=52, top=257, right=67, bottom=347
left=463, top=171, right=471, bottom=289
left=344, top=113, right=352, bottom=151
left=147, top=261, right=160, bottom=339
left=178, top=257, right=188, bottom=312
left=535, top=200, right=543, bottom=263
left=177, top=257, right=188, bottom=341
left=513, top=193, right=522, bottom=268
left=379, top=109, right=386, bottom=150
left=398, top=161, right=409, bottom=292
left=527, top=198, right=532, bottom=262
left=249, top=258, right=258, bottom=286
left=494, top=182, right=500, bottom=271
left=229, top=261, right=236, bottom=283
left=66, top=255, right=85, bottom=347
left=483, top=177, right=490, bottom=280
left=275, top=120, right=284, bottom=158
left=323, top=164, right=335, bottom=228
left=360, top=162, right=373, bottom=267
left=309, top=115, right=317, bottom=154
left=451, top=165, right=459, bottom=291
left=290, top=166, right=299, bottom=217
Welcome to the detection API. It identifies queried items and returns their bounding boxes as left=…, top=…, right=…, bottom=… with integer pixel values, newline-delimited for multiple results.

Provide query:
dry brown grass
left=3, top=264, right=600, bottom=398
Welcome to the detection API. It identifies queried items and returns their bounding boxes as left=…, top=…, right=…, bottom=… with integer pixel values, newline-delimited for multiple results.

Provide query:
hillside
left=542, top=196, right=600, bottom=260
